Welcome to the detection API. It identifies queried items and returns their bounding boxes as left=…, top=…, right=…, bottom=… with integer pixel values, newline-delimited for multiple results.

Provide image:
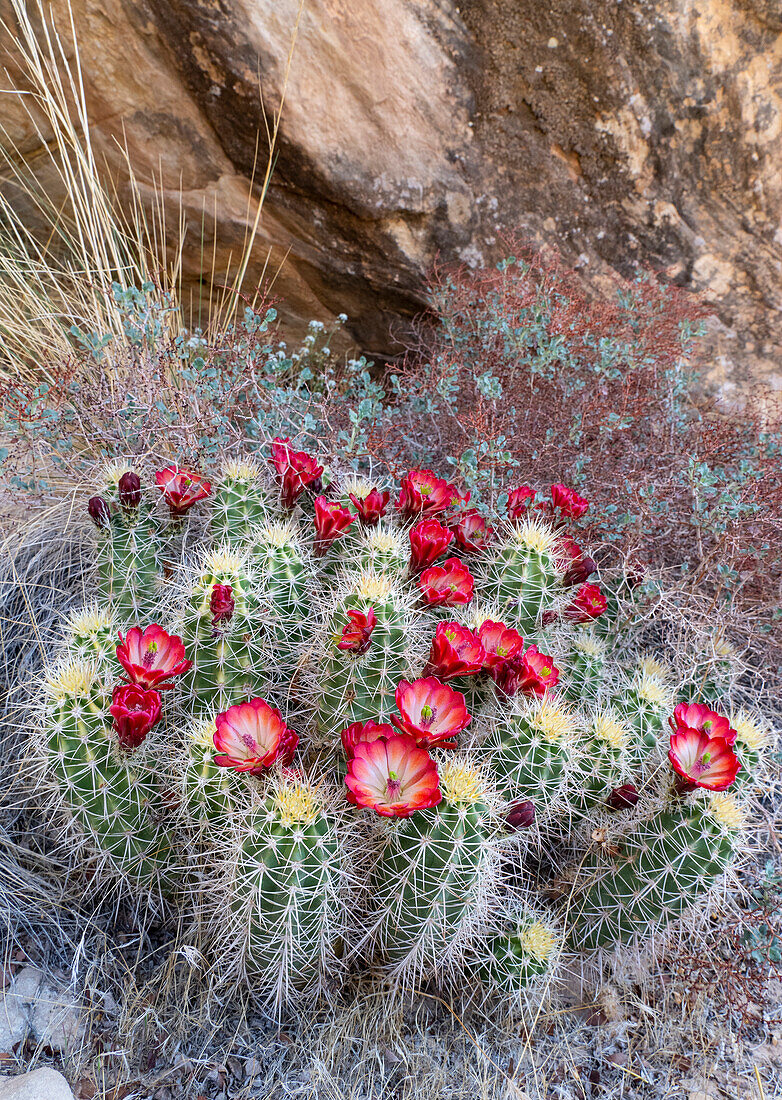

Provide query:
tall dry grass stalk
left=0, top=0, right=304, bottom=385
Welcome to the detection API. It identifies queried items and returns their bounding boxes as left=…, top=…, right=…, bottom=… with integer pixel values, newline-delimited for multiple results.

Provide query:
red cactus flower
left=670, top=702, right=737, bottom=745
left=477, top=619, right=525, bottom=673
left=506, top=485, right=537, bottom=520
left=409, top=517, right=453, bottom=572
left=340, top=718, right=395, bottom=758
left=155, top=465, right=212, bottom=515
left=313, top=496, right=355, bottom=554
left=88, top=496, right=111, bottom=528
left=116, top=624, right=192, bottom=690
left=210, top=583, right=235, bottom=627
left=109, top=683, right=162, bottom=750
left=668, top=727, right=741, bottom=792
left=391, top=676, right=471, bottom=749
left=564, top=583, right=607, bottom=623
left=348, top=487, right=390, bottom=526
left=269, top=437, right=324, bottom=507
left=451, top=509, right=493, bottom=553
left=423, top=622, right=485, bottom=680
left=419, top=557, right=474, bottom=606
left=493, top=644, right=559, bottom=698
left=118, top=471, right=142, bottom=510
left=558, top=536, right=597, bottom=587
left=397, top=469, right=459, bottom=519
left=213, top=697, right=299, bottom=774
left=337, top=607, right=377, bottom=655
left=550, top=483, right=589, bottom=519
left=345, top=734, right=442, bottom=817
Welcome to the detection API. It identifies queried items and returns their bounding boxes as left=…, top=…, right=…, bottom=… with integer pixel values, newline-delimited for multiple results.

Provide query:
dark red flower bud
left=88, top=496, right=111, bottom=528
left=210, top=583, right=235, bottom=627
left=505, top=800, right=536, bottom=830
left=606, top=783, right=640, bottom=810
left=118, top=471, right=142, bottom=510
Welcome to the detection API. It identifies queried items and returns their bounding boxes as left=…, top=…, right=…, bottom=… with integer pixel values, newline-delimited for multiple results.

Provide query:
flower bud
left=505, top=799, right=536, bottom=830
left=87, top=496, right=111, bottom=529
left=606, top=783, right=640, bottom=811
left=118, top=470, right=142, bottom=510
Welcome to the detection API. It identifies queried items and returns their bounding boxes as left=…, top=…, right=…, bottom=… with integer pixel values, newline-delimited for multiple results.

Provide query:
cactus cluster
left=32, top=451, right=771, bottom=1013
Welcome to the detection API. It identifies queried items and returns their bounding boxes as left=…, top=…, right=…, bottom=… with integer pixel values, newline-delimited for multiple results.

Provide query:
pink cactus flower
left=116, top=625, right=192, bottom=690
left=213, top=697, right=298, bottom=774
left=564, top=582, right=607, bottom=623
left=313, top=496, right=355, bottom=554
left=397, top=469, right=460, bottom=519
left=477, top=620, right=525, bottom=674
left=670, top=702, right=737, bottom=745
left=345, top=734, right=442, bottom=817
left=409, top=517, right=453, bottom=572
left=418, top=557, right=474, bottom=606
left=391, top=676, right=471, bottom=749
left=493, top=644, right=559, bottom=698
left=451, top=509, right=493, bottom=553
left=210, top=584, right=235, bottom=626
left=340, top=718, right=395, bottom=758
left=109, top=683, right=162, bottom=750
left=550, top=483, right=589, bottom=519
left=348, top=487, right=390, bottom=526
left=155, top=465, right=212, bottom=515
left=506, top=485, right=537, bottom=520
left=423, top=622, right=485, bottom=681
left=337, top=607, right=377, bottom=655
left=668, top=726, right=741, bottom=792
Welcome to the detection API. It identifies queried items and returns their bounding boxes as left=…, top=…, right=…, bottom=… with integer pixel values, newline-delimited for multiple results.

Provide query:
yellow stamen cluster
left=512, top=517, right=559, bottom=556
left=732, top=711, right=772, bottom=753
left=221, top=457, right=262, bottom=482
left=528, top=699, right=579, bottom=743
left=573, top=633, right=606, bottom=659
left=44, top=658, right=98, bottom=700
left=274, top=781, right=322, bottom=827
left=520, top=922, right=558, bottom=963
left=353, top=571, right=396, bottom=602
left=592, top=712, right=630, bottom=750
left=66, top=604, right=113, bottom=637
left=706, top=793, right=747, bottom=832
left=634, top=673, right=674, bottom=709
left=440, top=760, right=485, bottom=806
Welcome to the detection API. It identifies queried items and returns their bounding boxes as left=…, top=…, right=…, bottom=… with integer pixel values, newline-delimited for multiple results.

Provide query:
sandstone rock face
left=1, top=0, right=780, bottom=395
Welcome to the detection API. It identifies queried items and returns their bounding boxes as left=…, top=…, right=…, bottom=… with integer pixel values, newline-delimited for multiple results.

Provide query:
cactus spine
left=478, top=519, right=564, bottom=633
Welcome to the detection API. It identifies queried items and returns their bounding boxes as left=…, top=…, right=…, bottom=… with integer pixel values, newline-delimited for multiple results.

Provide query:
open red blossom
left=477, top=620, right=525, bottom=673
left=507, top=485, right=537, bottom=520
left=493, top=644, right=559, bottom=698
left=345, top=735, right=442, bottom=817
left=451, top=509, right=493, bottom=553
left=348, top=487, right=390, bottom=526
left=210, top=583, right=235, bottom=626
left=269, top=437, right=324, bottom=506
left=116, top=624, right=192, bottom=690
left=564, top=583, right=607, bottom=623
left=670, top=702, right=737, bottom=745
left=110, top=683, right=162, bottom=750
left=391, top=677, right=471, bottom=749
left=337, top=607, right=377, bottom=654
left=419, top=557, right=474, bottom=606
left=313, top=496, right=355, bottom=554
left=550, top=483, right=589, bottom=519
left=340, top=719, right=395, bottom=758
left=155, top=465, right=212, bottom=515
left=668, top=727, right=741, bottom=792
left=213, top=697, right=298, bottom=774
left=397, top=469, right=459, bottom=519
left=409, top=517, right=453, bottom=572
left=558, top=536, right=597, bottom=587
left=423, top=622, right=485, bottom=680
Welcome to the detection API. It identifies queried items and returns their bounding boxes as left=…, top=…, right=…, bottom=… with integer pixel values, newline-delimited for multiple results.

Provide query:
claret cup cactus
left=31, top=444, right=772, bottom=1013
